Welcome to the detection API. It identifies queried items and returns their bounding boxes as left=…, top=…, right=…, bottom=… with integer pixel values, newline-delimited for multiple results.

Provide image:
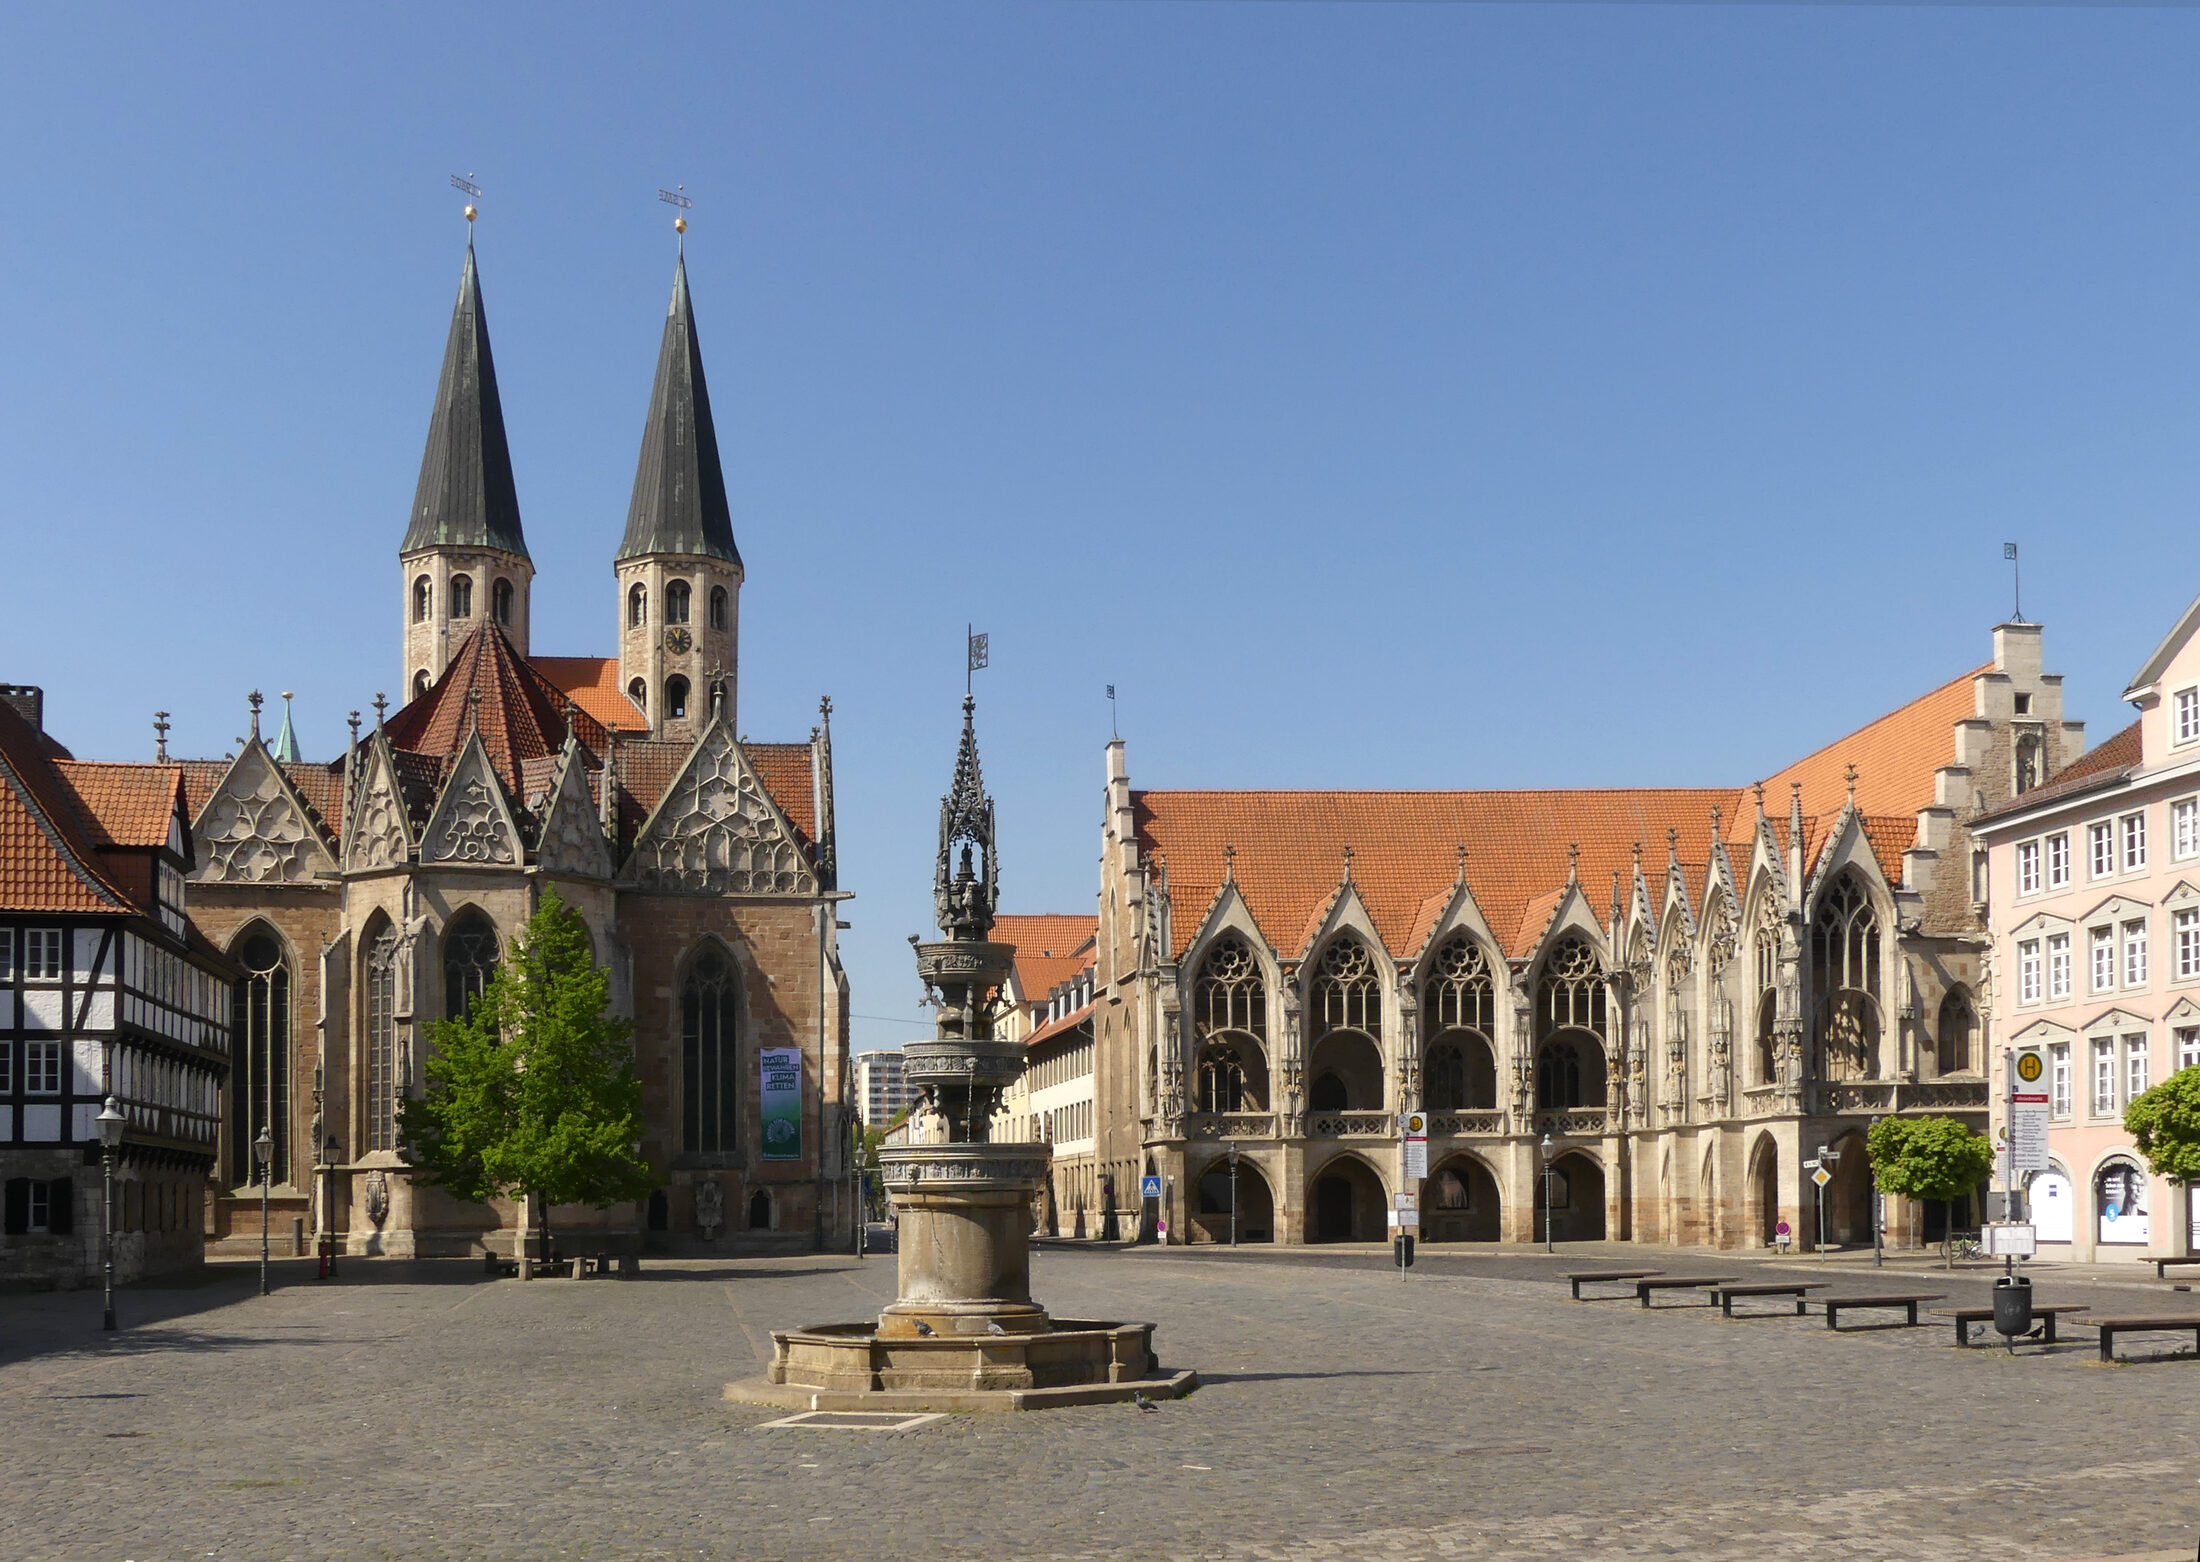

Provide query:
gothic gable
left=624, top=721, right=817, bottom=896
left=420, top=734, right=523, bottom=868
left=191, top=740, right=337, bottom=884
left=536, top=744, right=612, bottom=880
left=344, top=736, right=413, bottom=872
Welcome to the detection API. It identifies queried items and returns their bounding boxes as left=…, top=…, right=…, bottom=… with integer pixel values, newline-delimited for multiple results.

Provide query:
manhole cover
left=756, top=1410, right=945, bottom=1432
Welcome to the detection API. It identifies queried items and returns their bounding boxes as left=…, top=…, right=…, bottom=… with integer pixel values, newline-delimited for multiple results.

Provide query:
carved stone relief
left=346, top=747, right=410, bottom=872
left=193, top=745, right=333, bottom=883
left=627, top=726, right=817, bottom=895
left=535, top=752, right=612, bottom=879
left=422, top=742, right=520, bottom=865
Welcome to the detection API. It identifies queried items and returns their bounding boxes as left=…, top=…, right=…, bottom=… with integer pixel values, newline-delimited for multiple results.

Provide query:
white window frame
left=2093, top=1036, right=2118, bottom=1116
left=2048, top=931, right=2072, bottom=1000
left=26, top=1181, right=50, bottom=1234
left=2127, top=1033, right=2151, bottom=1102
left=2047, top=831, right=2071, bottom=889
left=23, top=928, right=63, bottom=982
left=2177, top=799, right=2200, bottom=863
left=2018, top=938, right=2042, bottom=1004
left=2123, top=812, right=2148, bottom=873
left=2050, top=1042, right=2072, bottom=1117
left=24, top=1040, right=61, bottom=1095
left=2177, top=686, right=2200, bottom=748
left=2180, top=1026, right=2200, bottom=1073
left=2017, top=841, right=2042, bottom=896
left=2091, top=821, right=2116, bottom=879
left=2092, top=926, right=2117, bottom=994
left=2178, top=907, right=2200, bottom=983
left=2125, top=919, right=2150, bottom=989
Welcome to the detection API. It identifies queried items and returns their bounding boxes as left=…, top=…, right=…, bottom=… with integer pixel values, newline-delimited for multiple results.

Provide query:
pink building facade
left=1979, top=594, right=2200, bottom=1263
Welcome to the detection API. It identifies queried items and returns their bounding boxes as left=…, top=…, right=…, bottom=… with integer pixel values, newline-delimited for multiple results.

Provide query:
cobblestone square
left=3, top=1245, right=2195, bottom=1561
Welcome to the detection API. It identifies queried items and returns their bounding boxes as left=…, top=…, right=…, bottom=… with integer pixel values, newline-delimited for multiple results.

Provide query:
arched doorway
left=1193, top=1158, right=1275, bottom=1243
left=1824, top=1132, right=1873, bottom=1246
left=747, top=1190, right=772, bottom=1230
left=1308, top=1156, right=1386, bottom=1243
left=1423, top=1155, right=1500, bottom=1242
left=1699, top=1144, right=1720, bottom=1248
left=1532, top=1152, right=1606, bottom=1242
left=1749, top=1135, right=1779, bottom=1247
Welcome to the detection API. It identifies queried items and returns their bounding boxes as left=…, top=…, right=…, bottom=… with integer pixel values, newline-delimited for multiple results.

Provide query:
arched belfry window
left=366, top=926, right=400, bottom=1153
left=683, top=947, right=741, bottom=1155
left=1314, top=938, right=1382, bottom=1036
left=709, top=585, right=728, bottom=631
left=628, top=678, right=647, bottom=711
left=665, top=580, right=691, bottom=624
left=412, top=670, right=430, bottom=701
left=492, top=578, right=513, bottom=626
left=450, top=575, right=473, bottom=619
left=665, top=676, right=691, bottom=720
left=229, top=930, right=290, bottom=1187
left=628, top=582, right=647, bottom=628
left=413, top=576, right=432, bottom=623
left=444, top=912, right=500, bottom=1024
left=1424, top=936, right=1497, bottom=1111
left=1194, top=936, right=1265, bottom=1041
left=1936, top=986, right=1978, bottom=1076
left=1812, top=874, right=1881, bottom=1082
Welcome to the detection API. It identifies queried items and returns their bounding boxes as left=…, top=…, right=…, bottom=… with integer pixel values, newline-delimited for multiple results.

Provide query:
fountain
left=727, top=696, right=1194, bottom=1411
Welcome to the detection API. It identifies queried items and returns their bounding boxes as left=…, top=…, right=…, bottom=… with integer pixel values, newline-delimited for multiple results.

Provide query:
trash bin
left=1992, top=1275, right=2033, bottom=1344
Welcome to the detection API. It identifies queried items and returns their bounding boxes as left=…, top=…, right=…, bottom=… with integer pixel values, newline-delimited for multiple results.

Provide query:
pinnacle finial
left=1753, top=783, right=1766, bottom=818
left=1223, top=843, right=1236, bottom=882
left=152, top=711, right=171, bottom=763
left=373, top=692, right=388, bottom=727
left=1342, top=844, right=1355, bottom=881
left=1567, top=842, right=1580, bottom=882
left=1844, top=763, right=1858, bottom=805
left=1667, top=826, right=1680, bottom=864
left=347, top=709, right=362, bottom=749
left=1456, top=843, right=1468, bottom=884
left=247, top=690, right=263, bottom=738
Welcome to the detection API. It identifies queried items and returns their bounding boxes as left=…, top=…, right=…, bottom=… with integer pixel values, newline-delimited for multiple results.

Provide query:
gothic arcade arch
left=1534, top=934, right=1607, bottom=1111
left=1191, top=932, right=1270, bottom=1112
left=1192, top=1155, right=1275, bottom=1243
left=1306, top=1151, right=1389, bottom=1244
left=1811, top=872, right=1883, bottom=1082
left=1424, top=1152, right=1501, bottom=1242
left=1423, top=933, right=1498, bottom=1112
left=1747, top=1131, right=1780, bottom=1247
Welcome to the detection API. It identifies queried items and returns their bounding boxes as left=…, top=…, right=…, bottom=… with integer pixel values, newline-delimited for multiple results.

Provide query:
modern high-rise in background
left=854, top=1050, right=918, bottom=1130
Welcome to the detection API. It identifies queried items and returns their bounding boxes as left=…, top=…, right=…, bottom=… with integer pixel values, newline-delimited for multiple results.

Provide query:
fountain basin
left=726, top=1319, right=1197, bottom=1413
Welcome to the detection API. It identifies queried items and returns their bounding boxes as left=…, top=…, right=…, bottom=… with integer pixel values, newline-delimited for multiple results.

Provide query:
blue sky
left=4, top=4, right=2198, bottom=1052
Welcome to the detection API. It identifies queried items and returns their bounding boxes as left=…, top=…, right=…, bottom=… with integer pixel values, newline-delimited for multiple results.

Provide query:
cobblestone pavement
left=4, top=1245, right=2197, bottom=1561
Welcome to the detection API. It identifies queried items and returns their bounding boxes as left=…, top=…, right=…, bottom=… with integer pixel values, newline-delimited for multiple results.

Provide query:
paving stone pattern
left=2, top=1246, right=2195, bottom=1561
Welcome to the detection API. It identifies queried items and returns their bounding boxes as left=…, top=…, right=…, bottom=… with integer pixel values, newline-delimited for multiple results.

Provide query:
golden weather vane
left=451, top=171, right=482, bottom=227
left=658, top=183, right=692, bottom=245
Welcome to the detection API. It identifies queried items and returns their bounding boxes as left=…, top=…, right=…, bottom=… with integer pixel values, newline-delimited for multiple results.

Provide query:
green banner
left=760, top=1047, right=802, bottom=1161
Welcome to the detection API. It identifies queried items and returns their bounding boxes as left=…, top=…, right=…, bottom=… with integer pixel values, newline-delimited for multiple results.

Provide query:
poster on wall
left=2096, top=1161, right=2149, bottom=1245
left=760, top=1047, right=802, bottom=1161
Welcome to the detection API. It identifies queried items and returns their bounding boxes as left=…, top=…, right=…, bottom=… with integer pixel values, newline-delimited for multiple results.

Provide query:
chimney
left=0, top=684, right=43, bottom=731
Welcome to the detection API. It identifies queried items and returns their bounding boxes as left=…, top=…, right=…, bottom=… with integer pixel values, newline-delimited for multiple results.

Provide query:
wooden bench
left=1708, top=1281, right=1826, bottom=1318
left=1930, top=1304, right=2089, bottom=1347
left=1564, top=1270, right=1663, bottom=1300
left=1635, top=1276, right=1739, bottom=1308
left=1820, top=1293, right=1944, bottom=1329
left=2140, top=1256, right=2200, bottom=1280
left=2093, top=1315, right=2200, bottom=1363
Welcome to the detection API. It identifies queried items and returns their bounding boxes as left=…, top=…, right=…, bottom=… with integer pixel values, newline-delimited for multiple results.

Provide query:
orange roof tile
left=610, top=735, right=817, bottom=852
left=1026, top=1000, right=1095, bottom=1050
left=0, top=698, right=135, bottom=913
left=385, top=622, right=611, bottom=791
left=54, top=762, right=181, bottom=848
left=532, top=656, right=649, bottom=734
left=1139, top=790, right=1731, bottom=962
left=992, top=914, right=1097, bottom=1002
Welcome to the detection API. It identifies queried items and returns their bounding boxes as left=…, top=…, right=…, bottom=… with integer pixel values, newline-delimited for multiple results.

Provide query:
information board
left=2010, top=1091, right=2050, bottom=1174
left=1402, top=1113, right=1429, bottom=1180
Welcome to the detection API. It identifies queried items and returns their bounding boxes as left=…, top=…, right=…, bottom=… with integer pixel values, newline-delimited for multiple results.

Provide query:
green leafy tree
left=402, top=888, right=657, bottom=1258
left=1867, top=1115, right=1996, bottom=1267
left=2125, top=1066, right=2200, bottom=1185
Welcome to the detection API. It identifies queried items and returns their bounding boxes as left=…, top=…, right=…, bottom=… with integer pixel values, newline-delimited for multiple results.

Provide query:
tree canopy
left=402, top=889, right=656, bottom=1244
left=1867, top=1115, right=1995, bottom=1204
left=2125, top=1066, right=2200, bottom=1185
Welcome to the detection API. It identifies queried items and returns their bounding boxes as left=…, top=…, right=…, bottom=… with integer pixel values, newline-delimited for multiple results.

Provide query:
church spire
left=402, top=242, right=528, bottom=560
left=618, top=253, right=740, bottom=566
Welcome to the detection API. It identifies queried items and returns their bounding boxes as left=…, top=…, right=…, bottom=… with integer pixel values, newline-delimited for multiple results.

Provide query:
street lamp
left=95, top=1095, right=125, bottom=1331
left=1540, top=1132, right=1555, bottom=1254
left=319, top=1134, right=341, bottom=1280
left=1227, top=1141, right=1240, bottom=1248
left=253, top=1124, right=273, bottom=1296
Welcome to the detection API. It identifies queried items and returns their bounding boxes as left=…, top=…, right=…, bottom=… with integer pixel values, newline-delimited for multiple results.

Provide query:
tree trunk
left=539, top=1195, right=552, bottom=1268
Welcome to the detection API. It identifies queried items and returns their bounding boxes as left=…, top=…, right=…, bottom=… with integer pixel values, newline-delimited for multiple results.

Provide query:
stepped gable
left=994, top=914, right=1098, bottom=1002
left=0, top=695, right=136, bottom=913
left=1134, top=789, right=1730, bottom=963
left=609, top=734, right=816, bottom=852
left=52, top=762, right=182, bottom=848
left=531, top=656, right=649, bottom=733
left=1975, top=718, right=2141, bottom=823
left=385, top=621, right=609, bottom=795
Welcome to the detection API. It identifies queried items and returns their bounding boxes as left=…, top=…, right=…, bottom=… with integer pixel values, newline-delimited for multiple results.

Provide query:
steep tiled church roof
left=400, top=243, right=529, bottom=560
left=617, top=254, right=740, bottom=566
left=531, top=657, right=650, bottom=733
left=177, top=755, right=346, bottom=845
left=385, top=621, right=609, bottom=789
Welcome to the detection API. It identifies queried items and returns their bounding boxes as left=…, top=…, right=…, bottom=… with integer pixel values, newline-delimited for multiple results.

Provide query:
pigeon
left=912, top=1319, right=936, bottom=1337
left=986, top=1320, right=1008, bottom=1336
left=1132, top=1391, right=1158, bottom=1413
left=2024, top=1324, right=2046, bottom=1341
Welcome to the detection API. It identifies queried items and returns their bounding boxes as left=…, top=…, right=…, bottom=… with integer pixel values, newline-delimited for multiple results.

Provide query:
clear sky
left=4, top=4, right=2197, bottom=1053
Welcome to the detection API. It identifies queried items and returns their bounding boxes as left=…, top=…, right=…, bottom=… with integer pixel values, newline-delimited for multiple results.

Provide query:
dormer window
left=665, top=580, right=691, bottom=625
left=450, top=575, right=473, bottom=619
left=492, top=578, right=513, bottom=625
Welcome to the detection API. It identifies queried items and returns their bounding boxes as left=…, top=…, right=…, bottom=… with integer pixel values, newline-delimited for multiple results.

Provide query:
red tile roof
left=992, top=914, right=1097, bottom=1002
left=385, top=622, right=611, bottom=791
left=53, top=762, right=181, bottom=848
left=1025, top=1000, right=1095, bottom=1051
left=610, top=735, right=817, bottom=853
left=178, top=754, right=345, bottom=844
left=532, top=656, right=649, bottom=733
left=0, top=698, right=135, bottom=913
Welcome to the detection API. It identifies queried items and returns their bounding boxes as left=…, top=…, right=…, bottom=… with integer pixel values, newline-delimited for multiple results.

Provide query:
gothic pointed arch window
left=1423, top=935, right=1497, bottom=1111
left=1812, top=873, right=1882, bottom=1082
left=1753, top=898, right=1781, bottom=1086
left=665, top=676, right=691, bottom=720
left=1534, top=934, right=1608, bottom=1110
left=443, top=911, right=500, bottom=1024
left=1935, top=985, right=1978, bottom=1077
left=365, top=923, right=400, bottom=1153
left=450, top=574, right=473, bottom=619
left=665, top=580, right=691, bottom=625
left=229, top=928, right=290, bottom=1187
left=682, top=945, right=741, bottom=1156
left=709, top=585, right=728, bottom=631
left=492, top=578, right=513, bottom=625
left=413, top=576, right=432, bottom=622
left=1314, top=938, right=1382, bottom=1037
left=628, top=582, right=647, bottom=628
left=1194, top=936, right=1266, bottom=1041
left=1198, top=1044, right=1252, bottom=1112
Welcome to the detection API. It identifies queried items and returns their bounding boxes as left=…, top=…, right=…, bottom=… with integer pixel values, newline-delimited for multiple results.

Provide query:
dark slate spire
left=401, top=243, right=529, bottom=559
left=617, top=254, right=740, bottom=566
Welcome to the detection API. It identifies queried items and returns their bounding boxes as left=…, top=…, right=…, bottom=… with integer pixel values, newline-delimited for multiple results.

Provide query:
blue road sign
left=1141, top=1175, right=1163, bottom=1199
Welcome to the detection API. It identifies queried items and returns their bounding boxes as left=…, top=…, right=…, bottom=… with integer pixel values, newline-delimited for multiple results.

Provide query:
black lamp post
left=1540, top=1132, right=1555, bottom=1253
left=254, top=1124, right=273, bottom=1296
left=1227, top=1141, right=1240, bottom=1248
left=95, top=1095, right=125, bottom=1330
left=319, top=1134, right=341, bottom=1279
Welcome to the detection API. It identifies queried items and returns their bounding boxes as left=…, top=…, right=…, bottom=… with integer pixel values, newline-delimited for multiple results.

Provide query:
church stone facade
left=1094, top=621, right=2082, bottom=1251
left=177, top=238, right=852, bottom=1260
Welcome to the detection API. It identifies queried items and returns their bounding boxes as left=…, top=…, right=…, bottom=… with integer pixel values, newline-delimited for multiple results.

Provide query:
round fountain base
left=726, top=1318, right=1197, bottom=1412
